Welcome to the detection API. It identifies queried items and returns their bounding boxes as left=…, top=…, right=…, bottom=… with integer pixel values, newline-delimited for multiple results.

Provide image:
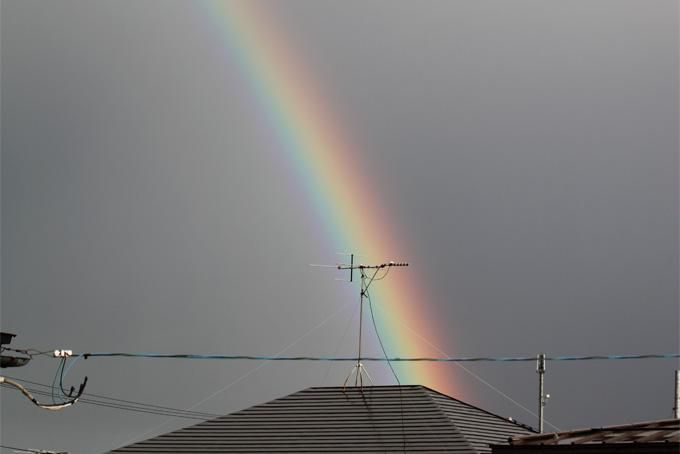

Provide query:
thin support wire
left=396, top=320, right=561, bottom=432
left=321, top=301, right=360, bottom=386
left=112, top=300, right=354, bottom=449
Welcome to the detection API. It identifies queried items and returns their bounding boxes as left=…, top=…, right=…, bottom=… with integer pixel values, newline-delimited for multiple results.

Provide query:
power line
left=9, top=376, right=217, bottom=417
left=6, top=383, right=218, bottom=419
left=77, top=352, right=680, bottom=362
left=1, top=383, right=217, bottom=420
left=0, top=377, right=220, bottom=420
left=0, top=377, right=85, bottom=411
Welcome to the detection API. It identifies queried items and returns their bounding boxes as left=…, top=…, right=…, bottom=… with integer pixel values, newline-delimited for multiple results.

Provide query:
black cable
left=58, top=356, right=83, bottom=399
left=366, top=292, right=400, bottom=384
left=50, top=358, right=65, bottom=404
left=367, top=290, right=405, bottom=452
left=2, top=377, right=220, bottom=419
left=59, top=358, right=71, bottom=398
left=12, top=376, right=217, bottom=417
left=372, top=266, right=391, bottom=281
left=76, top=352, right=680, bottom=362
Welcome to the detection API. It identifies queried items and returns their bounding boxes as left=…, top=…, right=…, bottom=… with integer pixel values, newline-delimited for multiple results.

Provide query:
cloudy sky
left=1, top=1, right=678, bottom=452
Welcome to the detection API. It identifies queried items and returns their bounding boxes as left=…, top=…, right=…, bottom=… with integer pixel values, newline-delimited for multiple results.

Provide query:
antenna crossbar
left=337, top=261, right=409, bottom=270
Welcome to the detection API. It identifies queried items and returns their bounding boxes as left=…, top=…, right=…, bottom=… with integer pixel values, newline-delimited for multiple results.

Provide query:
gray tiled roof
left=507, top=418, right=680, bottom=445
left=110, top=385, right=534, bottom=453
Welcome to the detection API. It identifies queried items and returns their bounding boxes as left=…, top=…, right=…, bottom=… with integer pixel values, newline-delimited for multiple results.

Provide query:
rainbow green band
left=201, top=0, right=458, bottom=395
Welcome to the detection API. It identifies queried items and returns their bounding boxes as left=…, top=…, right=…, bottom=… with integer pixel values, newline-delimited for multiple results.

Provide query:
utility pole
left=336, top=256, right=408, bottom=389
left=536, top=353, right=548, bottom=433
left=674, top=370, right=679, bottom=419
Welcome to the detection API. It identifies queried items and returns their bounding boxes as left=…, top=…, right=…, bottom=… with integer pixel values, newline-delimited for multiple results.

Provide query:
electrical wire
left=9, top=376, right=218, bottom=417
left=0, top=377, right=82, bottom=411
left=58, top=354, right=85, bottom=399
left=1, top=383, right=216, bottom=420
left=61, top=354, right=82, bottom=383
left=366, top=292, right=400, bottom=384
left=76, top=352, right=680, bottom=362
left=50, top=358, right=65, bottom=404
left=58, top=358, right=71, bottom=399
left=0, top=445, right=66, bottom=454
left=41, top=356, right=88, bottom=409
left=1, top=376, right=220, bottom=419
left=369, top=266, right=391, bottom=282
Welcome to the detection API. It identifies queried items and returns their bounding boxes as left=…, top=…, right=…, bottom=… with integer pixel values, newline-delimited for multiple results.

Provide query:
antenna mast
left=337, top=255, right=408, bottom=389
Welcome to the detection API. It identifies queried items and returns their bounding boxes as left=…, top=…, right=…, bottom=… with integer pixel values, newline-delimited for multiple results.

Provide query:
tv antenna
left=332, top=254, right=408, bottom=388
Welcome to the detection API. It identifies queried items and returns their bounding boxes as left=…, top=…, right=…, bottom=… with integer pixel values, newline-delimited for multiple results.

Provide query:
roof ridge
left=306, top=384, right=424, bottom=390
left=414, top=385, right=479, bottom=453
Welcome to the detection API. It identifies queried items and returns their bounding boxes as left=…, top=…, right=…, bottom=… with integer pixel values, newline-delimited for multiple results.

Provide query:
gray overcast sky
left=1, top=1, right=678, bottom=452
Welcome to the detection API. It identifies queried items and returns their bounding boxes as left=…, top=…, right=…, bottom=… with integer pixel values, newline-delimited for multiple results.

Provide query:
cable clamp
left=53, top=349, right=73, bottom=358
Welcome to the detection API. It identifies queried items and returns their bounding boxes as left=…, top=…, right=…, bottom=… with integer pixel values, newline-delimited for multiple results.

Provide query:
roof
left=509, top=419, right=680, bottom=445
left=110, top=385, right=534, bottom=453
left=493, top=419, right=680, bottom=453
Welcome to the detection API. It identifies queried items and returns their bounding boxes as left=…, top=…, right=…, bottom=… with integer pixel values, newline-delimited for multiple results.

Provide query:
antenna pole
left=337, top=259, right=408, bottom=389
left=356, top=268, right=366, bottom=386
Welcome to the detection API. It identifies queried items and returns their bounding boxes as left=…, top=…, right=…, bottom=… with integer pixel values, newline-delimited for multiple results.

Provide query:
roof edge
left=420, top=384, right=539, bottom=433
left=510, top=418, right=680, bottom=445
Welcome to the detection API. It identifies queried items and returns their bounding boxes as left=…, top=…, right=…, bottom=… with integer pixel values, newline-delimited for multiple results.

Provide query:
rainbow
left=202, top=0, right=459, bottom=395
